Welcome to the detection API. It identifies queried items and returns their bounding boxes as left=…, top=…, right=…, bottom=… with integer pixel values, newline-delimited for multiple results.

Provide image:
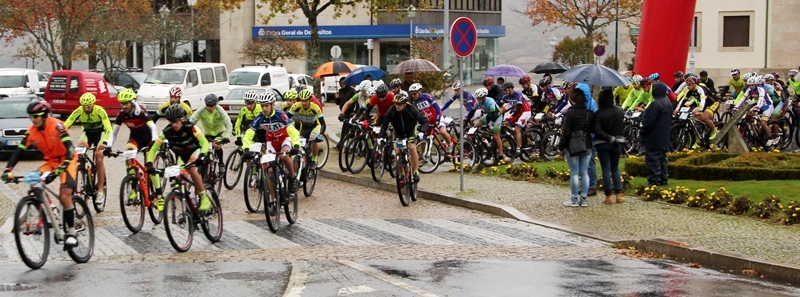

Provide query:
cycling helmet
left=772, top=72, right=780, bottom=79
left=389, top=78, right=402, bottom=88
left=294, top=84, right=307, bottom=92
left=79, top=92, right=96, bottom=106
left=367, top=87, right=376, bottom=96
left=169, top=86, right=183, bottom=97
left=731, top=68, right=740, bottom=75
left=764, top=74, right=775, bottom=81
left=284, top=90, right=298, bottom=100
left=409, top=83, right=423, bottom=92
left=502, top=82, right=514, bottom=90
left=519, top=75, right=531, bottom=85
left=243, top=90, right=259, bottom=103
left=684, top=76, right=698, bottom=85
left=625, top=76, right=632, bottom=82
left=746, top=76, right=759, bottom=85
left=640, top=77, right=651, bottom=86
left=742, top=72, right=753, bottom=81
left=560, top=80, right=575, bottom=90
left=648, top=73, right=660, bottom=81
left=374, top=84, right=389, bottom=97
left=117, top=88, right=137, bottom=103
left=451, top=80, right=463, bottom=90
left=474, top=87, right=489, bottom=98
left=630, top=75, right=644, bottom=85
left=164, top=104, right=186, bottom=121
left=789, top=69, right=799, bottom=77
left=537, top=77, right=550, bottom=87
left=482, top=77, right=494, bottom=87
left=394, top=92, right=410, bottom=104
left=298, top=89, right=312, bottom=100
left=257, top=91, right=277, bottom=104
left=26, top=100, right=51, bottom=116
left=673, top=71, right=684, bottom=78
left=204, top=94, right=218, bottom=106
left=699, top=70, right=708, bottom=77
left=757, top=75, right=766, bottom=85
left=357, top=80, right=372, bottom=92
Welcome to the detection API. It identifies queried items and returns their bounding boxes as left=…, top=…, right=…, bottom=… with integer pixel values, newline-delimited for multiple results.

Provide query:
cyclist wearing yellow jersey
left=281, top=90, right=298, bottom=111
left=234, top=90, right=263, bottom=146
left=154, top=86, right=193, bottom=122
left=721, top=68, right=745, bottom=99
left=287, top=89, right=325, bottom=168
left=63, top=92, right=113, bottom=205
left=787, top=70, right=800, bottom=96
left=189, top=93, right=232, bottom=172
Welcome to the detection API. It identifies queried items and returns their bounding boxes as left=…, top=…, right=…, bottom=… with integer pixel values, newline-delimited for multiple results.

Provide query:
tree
left=405, top=35, right=453, bottom=100
left=12, top=38, right=43, bottom=68
left=82, top=0, right=153, bottom=83
left=520, top=0, right=642, bottom=63
left=239, top=32, right=305, bottom=66
left=552, top=36, right=591, bottom=68
left=603, top=54, right=618, bottom=69
left=0, top=0, right=113, bottom=70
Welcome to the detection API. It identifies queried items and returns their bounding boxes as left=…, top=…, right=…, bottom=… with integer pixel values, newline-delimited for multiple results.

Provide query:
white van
left=136, top=63, right=230, bottom=112
left=229, top=65, right=290, bottom=95
left=323, top=64, right=366, bottom=106
left=0, top=68, right=46, bottom=97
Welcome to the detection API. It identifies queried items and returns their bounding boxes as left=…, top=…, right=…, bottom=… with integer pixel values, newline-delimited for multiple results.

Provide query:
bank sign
left=252, top=24, right=505, bottom=40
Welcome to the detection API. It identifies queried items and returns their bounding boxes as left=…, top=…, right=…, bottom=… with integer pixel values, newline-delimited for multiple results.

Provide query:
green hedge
left=625, top=152, right=800, bottom=181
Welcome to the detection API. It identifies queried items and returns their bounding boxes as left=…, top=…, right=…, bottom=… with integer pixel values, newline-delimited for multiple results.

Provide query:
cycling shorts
left=703, top=102, right=719, bottom=116
left=80, top=130, right=103, bottom=147
left=39, top=158, right=78, bottom=191
left=176, top=148, right=202, bottom=165
left=479, top=114, right=503, bottom=133
left=125, top=134, right=152, bottom=151
left=267, top=136, right=293, bottom=153
left=298, top=125, right=321, bottom=140
left=504, top=111, right=532, bottom=128
left=392, top=126, right=419, bottom=144
left=772, top=102, right=784, bottom=118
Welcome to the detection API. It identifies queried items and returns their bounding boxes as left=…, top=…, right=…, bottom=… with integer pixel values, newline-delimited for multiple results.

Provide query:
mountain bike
left=297, top=137, right=318, bottom=197
left=261, top=146, right=300, bottom=233
left=201, top=138, right=230, bottom=195
left=111, top=148, right=165, bottom=233
left=242, top=143, right=265, bottom=213
left=393, top=138, right=417, bottom=206
left=162, top=163, right=223, bottom=253
left=75, top=145, right=106, bottom=213
left=223, top=143, right=246, bottom=190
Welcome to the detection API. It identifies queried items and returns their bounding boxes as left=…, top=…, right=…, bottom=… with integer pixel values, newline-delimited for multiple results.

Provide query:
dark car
left=0, top=95, right=42, bottom=156
left=90, top=68, right=147, bottom=92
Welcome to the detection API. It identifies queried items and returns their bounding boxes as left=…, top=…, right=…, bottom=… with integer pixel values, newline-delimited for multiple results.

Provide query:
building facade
left=219, top=0, right=505, bottom=84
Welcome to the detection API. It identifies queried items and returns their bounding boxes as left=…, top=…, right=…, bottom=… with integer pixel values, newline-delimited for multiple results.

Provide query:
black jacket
left=700, top=78, right=716, bottom=95
left=593, top=105, right=625, bottom=145
left=378, top=104, right=430, bottom=139
left=640, top=83, right=673, bottom=151
left=337, top=86, right=355, bottom=108
left=557, top=102, right=595, bottom=152
left=487, top=84, right=503, bottom=101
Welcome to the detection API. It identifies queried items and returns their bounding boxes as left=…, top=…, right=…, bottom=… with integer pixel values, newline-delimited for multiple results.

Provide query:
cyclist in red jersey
left=354, top=84, right=395, bottom=124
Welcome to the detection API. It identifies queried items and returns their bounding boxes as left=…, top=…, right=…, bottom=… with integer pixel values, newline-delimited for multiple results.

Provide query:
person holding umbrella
left=401, top=72, right=416, bottom=92
left=336, top=77, right=356, bottom=108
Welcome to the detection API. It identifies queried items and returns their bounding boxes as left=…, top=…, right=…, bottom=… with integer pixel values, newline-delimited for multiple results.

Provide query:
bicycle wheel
left=224, top=149, right=244, bottom=190
left=242, top=161, right=262, bottom=213
left=119, top=175, right=144, bottom=233
left=418, top=138, right=442, bottom=174
left=287, top=176, right=301, bottom=224
left=147, top=179, right=164, bottom=225
left=164, top=191, right=193, bottom=252
left=201, top=187, right=223, bottom=243
left=370, top=145, right=385, bottom=182
left=396, top=156, right=411, bottom=207
left=317, top=134, right=330, bottom=169
left=669, top=124, right=691, bottom=152
left=338, top=134, right=353, bottom=172
left=66, top=195, right=94, bottom=264
left=263, top=172, right=280, bottom=233
left=774, top=118, right=791, bottom=150
left=501, top=134, right=516, bottom=160
left=346, top=137, right=369, bottom=174
left=540, top=131, right=560, bottom=161
left=409, top=175, right=417, bottom=202
left=13, top=196, right=49, bottom=270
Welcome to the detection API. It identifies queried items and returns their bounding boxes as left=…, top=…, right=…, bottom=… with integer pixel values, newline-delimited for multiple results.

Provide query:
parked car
left=44, top=70, right=121, bottom=117
left=0, top=95, right=43, bottom=156
left=0, top=68, right=46, bottom=97
left=229, top=65, right=290, bottom=94
left=288, top=74, right=326, bottom=104
left=90, top=68, right=147, bottom=92
left=137, top=62, right=230, bottom=113
left=321, top=64, right=365, bottom=106
left=218, top=86, right=284, bottom=118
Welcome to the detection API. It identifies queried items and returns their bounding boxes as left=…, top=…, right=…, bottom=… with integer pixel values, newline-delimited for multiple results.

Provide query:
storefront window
left=380, top=42, right=411, bottom=75
left=307, top=40, right=370, bottom=73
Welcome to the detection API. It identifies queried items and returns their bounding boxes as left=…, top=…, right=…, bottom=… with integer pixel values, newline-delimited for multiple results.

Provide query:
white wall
left=690, top=0, right=768, bottom=70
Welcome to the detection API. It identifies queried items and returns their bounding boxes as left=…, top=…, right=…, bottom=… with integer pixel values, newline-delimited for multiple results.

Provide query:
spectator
left=497, top=77, right=505, bottom=86
left=640, top=83, right=672, bottom=186
left=699, top=70, right=716, bottom=95
left=401, top=72, right=416, bottom=92
left=575, top=83, right=599, bottom=197
left=336, top=77, right=355, bottom=108
left=593, top=89, right=625, bottom=204
left=483, top=77, right=503, bottom=102
left=558, top=89, right=595, bottom=207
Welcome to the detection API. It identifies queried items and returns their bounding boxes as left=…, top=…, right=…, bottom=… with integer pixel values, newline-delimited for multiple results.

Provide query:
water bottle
left=48, top=198, right=61, bottom=229
left=190, top=193, right=198, bottom=208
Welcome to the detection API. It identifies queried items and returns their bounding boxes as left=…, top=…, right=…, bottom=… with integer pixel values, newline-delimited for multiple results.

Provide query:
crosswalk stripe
left=347, top=219, right=459, bottom=246
left=226, top=221, right=301, bottom=248
left=486, top=219, right=605, bottom=247
left=419, top=219, right=538, bottom=247
left=147, top=224, right=222, bottom=252
left=300, top=220, right=384, bottom=246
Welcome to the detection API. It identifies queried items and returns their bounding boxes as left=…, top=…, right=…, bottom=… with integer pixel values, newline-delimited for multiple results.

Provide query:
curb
left=323, top=131, right=800, bottom=283
left=0, top=182, right=17, bottom=235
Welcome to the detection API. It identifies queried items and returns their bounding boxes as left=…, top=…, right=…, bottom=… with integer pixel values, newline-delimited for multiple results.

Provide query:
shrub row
left=625, top=152, right=800, bottom=181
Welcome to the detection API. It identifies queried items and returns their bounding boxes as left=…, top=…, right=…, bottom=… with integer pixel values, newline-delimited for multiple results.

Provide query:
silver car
left=0, top=96, right=41, bottom=156
left=218, top=86, right=284, bottom=118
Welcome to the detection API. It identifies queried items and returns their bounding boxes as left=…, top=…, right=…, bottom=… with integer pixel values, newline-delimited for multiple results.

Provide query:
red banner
left=634, top=0, right=697, bottom=87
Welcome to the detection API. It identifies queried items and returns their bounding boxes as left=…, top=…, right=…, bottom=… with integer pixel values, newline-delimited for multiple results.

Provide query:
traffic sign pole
left=458, top=57, right=464, bottom=192
left=449, top=17, right=476, bottom=193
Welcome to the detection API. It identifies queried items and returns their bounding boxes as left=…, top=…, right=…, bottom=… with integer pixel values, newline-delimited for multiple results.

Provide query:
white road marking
left=283, top=261, right=308, bottom=297
left=338, top=260, right=440, bottom=297
left=347, top=219, right=458, bottom=245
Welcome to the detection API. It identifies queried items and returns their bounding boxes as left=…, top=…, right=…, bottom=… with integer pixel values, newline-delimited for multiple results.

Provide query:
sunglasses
left=394, top=102, right=407, bottom=106
left=169, top=118, right=183, bottom=123
left=29, top=112, right=45, bottom=119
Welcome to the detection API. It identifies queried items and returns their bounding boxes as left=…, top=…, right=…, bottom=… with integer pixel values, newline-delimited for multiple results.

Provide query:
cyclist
left=293, top=84, right=323, bottom=111
left=234, top=90, right=263, bottom=147
left=389, top=78, right=403, bottom=95
left=338, top=81, right=374, bottom=150
left=376, top=92, right=429, bottom=183
left=483, top=77, right=503, bottom=102
left=442, top=80, right=476, bottom=122
left=788, top=70, right=800, bottom=96
left=146, top=105, right=211, bottom=211
left=742, top=76, right=775, bottom=146
left=242, top=91, right=301, bottom=193
left=287, top=89, right=325, bottom=169
left=105, top=87, right=159, bottom=164
left=280, top=90, right=298, bottom=111
left=2, top=101, right=79, bottom=246
left=675, top=76, right=719, bottom=144
left=699, top=70, right=716, bottom=96
left=468, top=87, right=504, bottom=165
left=555, top=80, right=576, bottom=114
left=154, top=86, right=193, bottom=123
left=409, top=82, right=453, bottom=151
left=63, top=92, right=113, bottom=205
left=613, top=76, right=634, bottom=107
left=189, top=93, right=233, bottom=174
left=539, top=78, right=562, bottom=113
left=621, top=75, right=646, bottom=112
left=519, top=75, right=543, bottom=112
left=672, top=71, right=684, bottom=92
left=354, top=84, right=395, bottom=125
left=763, top=74, right=785, bottom=117
left=500, top=82, right=532, bottom=157
left=720, top=68, right=745, bottom=99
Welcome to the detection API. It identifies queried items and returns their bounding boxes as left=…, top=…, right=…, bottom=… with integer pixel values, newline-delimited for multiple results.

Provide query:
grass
left=470, top=159, right=796, bottom=204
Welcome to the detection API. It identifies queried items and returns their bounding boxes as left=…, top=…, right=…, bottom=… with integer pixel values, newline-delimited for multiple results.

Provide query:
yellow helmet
left=298, top=89, right=312, bottom=100
left=284, top=90, right=298, bottom=100
left=117, top=88, right=137, bottom=103
left=79, top=92, right=96, bottom=106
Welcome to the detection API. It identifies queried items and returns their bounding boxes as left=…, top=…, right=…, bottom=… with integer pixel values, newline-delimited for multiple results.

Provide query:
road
left=0, top=116, right=797, bottom=296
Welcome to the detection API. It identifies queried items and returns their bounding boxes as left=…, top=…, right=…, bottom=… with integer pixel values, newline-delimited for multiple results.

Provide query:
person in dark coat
left=640, top=82, right=672, bottom=186
left=557, top=89, right=595, bottom=207
left=593, top=89, right=626, bottom=204
left=336, top=77, right=356, bottom=108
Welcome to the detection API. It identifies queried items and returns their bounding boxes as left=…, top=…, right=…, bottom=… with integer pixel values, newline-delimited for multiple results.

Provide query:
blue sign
left=252, top=24, right=505, bottom=40
left=450, top=17, right=477, bottom=57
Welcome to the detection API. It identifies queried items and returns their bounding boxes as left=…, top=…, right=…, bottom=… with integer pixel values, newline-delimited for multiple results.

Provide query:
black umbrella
left=530, top=61, right=569, bottom=74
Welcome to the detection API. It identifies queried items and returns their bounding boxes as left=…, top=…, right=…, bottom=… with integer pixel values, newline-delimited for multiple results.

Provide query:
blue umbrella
left=556, top=64, right=629, bottom=87
left=485, top=64, right=526, bottom=77
left=343, top=66, right=386, bottom=86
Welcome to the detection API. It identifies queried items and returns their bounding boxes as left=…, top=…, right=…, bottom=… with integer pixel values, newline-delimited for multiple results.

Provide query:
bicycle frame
left=20, top=175, right=69, bottom=242
left=121, top=150, right=154, bottom=209
left=165, top=165, right=201, bottom=214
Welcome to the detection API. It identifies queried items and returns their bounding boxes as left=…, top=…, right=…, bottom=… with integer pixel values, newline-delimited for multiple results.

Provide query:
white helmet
left=763, top=74, right=775, bottom=81
left=367, top=86, right=376, bottom=96
left=757, top=75, right=765, bottom=85
left=746, top=76, right=760, bottom=85
left=742, top=72, right=753, bottom=81
left=257, top=91, right=277, bottom=104
left=409, top=83, right=423, bottom=92
left=730, top=68, right=740, bottom=75
left=630, top=75, right=643, bottom=85
left=790, top=69, right=799, bottom=77
left=474, top=87, right=489, bottom=98
left=243, top=90, right=259, bottom=102
left=357, top=80, right=372, bottom=92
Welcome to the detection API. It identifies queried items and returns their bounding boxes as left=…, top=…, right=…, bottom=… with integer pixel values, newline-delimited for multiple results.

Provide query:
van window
left=188, top=70, right=199, bottom=87
left=214, top=66, right=227, bottom=82
left=260, top=73, right=271, bottom=86
left=48, top=76, right=67, bottom=93
left=0, top=75, right=26, bottom=88
left=200, top=68, right=214, bottom=84
left=69, top=76, right=80, bottom=94
left=144, top=69, right=185, bottom=84
left=116, top=74, right=134, bottom=88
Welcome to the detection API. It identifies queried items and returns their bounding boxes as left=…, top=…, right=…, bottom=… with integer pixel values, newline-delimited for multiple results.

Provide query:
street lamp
left=408, top=5, right=416, bottom=59
left=188, top=0, right=197, bottom=62
left=549, top=35, right=558, bottom=61
left=159, top=5, right=170, bottom=65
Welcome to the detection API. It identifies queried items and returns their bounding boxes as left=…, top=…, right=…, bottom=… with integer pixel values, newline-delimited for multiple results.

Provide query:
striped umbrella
left=312, top=61, right=356, bottom=78
left=389, top=58, right=442, bottom=75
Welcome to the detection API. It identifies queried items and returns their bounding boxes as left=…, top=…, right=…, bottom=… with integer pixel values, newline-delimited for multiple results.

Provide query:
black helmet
left=164, top=104, right=186, bottom=121
left=538, top=77, right=550, bottom=87
left=294, top=84, right=307, bottom=92
left=389, top=78, right=402, bottom=88
left=27, top=100, right=51, bottom=117
left=394, top=92, right=410, bottom=104
left=502, top=82, right=514, bottom=90
left=674, top=71, right=684, bottom=78
left=375, top=84, right=389, bottom=97
left=204, top=94, right=218, bottom=106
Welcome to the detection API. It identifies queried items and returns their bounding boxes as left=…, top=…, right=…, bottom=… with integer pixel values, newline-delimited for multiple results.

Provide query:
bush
left=752, top=195, right=783, bottom=220
left=701, top=187, right=733, bottom=213
left=505, top=163, right=539, bottom=182
left=665, top=186, right=690, bottom=204
left=781, top=200, right=800, bottom=225
left=544, top=167, right=570, bottom=182
left=724, top=196, right=754, bottom=216
left=686, top=189, right=709, bottom=208
left=625, top=152, right=800, bottom=181
left=640, top=185, right=662, bottom=201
